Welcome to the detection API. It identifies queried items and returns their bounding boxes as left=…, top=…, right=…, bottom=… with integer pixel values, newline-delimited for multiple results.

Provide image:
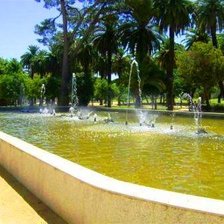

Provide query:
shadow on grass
left=0, top=165, right=68, bottom=224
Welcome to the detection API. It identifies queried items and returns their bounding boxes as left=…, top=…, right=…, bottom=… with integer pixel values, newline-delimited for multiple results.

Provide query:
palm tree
left=184, top=28, right=210, bottom=50
left=156, top=38, right=185, bottom=106
left=195, top=0, right=224, bottom=103
left=93, top=14, right=119, bottom=107
left=141, top=55, right=166, bottom=109
left=31, top=50, right=51, bottom=77
left=21, top=45, right=41, bottom=106
left=153, top=0, right=193, bottom=110
left=21, top=45, right=40, bottom=78
left=195, top=0, right=224, bottom=48
left=71, top=40, right=95, bottom=106
left=112, top=49, right=131, bottom=106
left=120, top=0, right=161, bottom=107
left=6, top=58, right=23, bottom=74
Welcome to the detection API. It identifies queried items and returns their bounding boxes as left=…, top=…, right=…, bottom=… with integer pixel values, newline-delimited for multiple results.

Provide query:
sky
left=0, top=0, right=185, bottom=61
left=0, top=0, right=60, bottom=60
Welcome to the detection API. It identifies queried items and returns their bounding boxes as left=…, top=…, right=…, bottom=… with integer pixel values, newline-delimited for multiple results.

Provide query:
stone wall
left=0, top=131, right=224, bottom=224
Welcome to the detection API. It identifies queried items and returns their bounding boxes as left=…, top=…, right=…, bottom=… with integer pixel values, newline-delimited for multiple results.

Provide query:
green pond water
left=1, top=110, right=224, bottom=200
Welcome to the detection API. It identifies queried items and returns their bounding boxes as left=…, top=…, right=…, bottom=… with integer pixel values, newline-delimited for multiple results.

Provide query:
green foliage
left=94, top=78, right=108, bottom=101
left=0, top=58, right=23, bottom=75
left=76, top=72, right=94, bottom=106
left=195, top=0, right=224, bottom=48
left=26, top=75, right=44, bottom=100
left=184, top=28, right=210, bottom=50
left=0, top=55, right=60, bottom=106
left=125, top=0, right=153, bottom=24
left=25, top=74, right=60, bottom=102
left=45, top=74, right=61, bottom=100
left=141, top=56, right=166, bottom=95
left=21, top=45, right=40, bottom=77
left=153, top=0, right=194, bottom=34
left=0, top=58, right=7, bottom=74
left=0, top=58, right=27, bottom=106
left=5, top=59, right=23, bottom=74
left=0, top=73, right=28, bottom=106
left=94, top=78, right=120, bottom=102
left=217, top=34, right=224, bottom=54
left=110, top=82, right=120, bottom=99
left=4, top=0, right=224, bottom=109
left=177, top=42, right=224, bottom=105
left=115, top=83, right=128, bottom=104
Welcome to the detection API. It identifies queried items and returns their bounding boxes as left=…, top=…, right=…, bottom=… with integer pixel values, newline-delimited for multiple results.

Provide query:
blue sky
left=0, top=0, right=60, bottom=60
left=0, top=0, right=185, bottom=60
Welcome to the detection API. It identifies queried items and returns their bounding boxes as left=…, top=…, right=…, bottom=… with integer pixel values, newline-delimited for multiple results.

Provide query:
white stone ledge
left=0, top=131, right=224, bottom=224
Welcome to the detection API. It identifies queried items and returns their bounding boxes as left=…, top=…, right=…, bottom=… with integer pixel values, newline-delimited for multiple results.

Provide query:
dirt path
left=0, top=166, right=67, bottom=224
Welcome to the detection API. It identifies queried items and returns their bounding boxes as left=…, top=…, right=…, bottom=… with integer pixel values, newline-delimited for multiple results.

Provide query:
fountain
left=68, top=73, right=90, bottom=119
left=71, top=73, right=79, bottom=109
left=68, top=73, right=95, bottom=120
left=1, top=106, right=224, bottom=201
left=69, top=73, right=79, bottom=117
left=194, top=97, right=207, bottom=134
left=40, top=84, right=45, bottom=106
left=2, top=74, right=223, bottom=204
left=169, top=112, right=175, bottom=130
left=69, top=105, right=75, bottom=117
left=39, top=84, right=48, bottom=114
left=181, top=93, right=207, bottom=134
left=138, top=110, right=147, bottom=126
left=103, top=113, right=114, bottom=123
left=1, top=71, right=224, bottom=223
left=125, top=58, right=142, bottom=125
left=39, top=84, right=56, bottom=115
left=19, top=83, right=25, bottom=106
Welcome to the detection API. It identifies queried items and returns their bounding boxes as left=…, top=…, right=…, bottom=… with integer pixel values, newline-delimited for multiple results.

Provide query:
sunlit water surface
left=1, top=111, right=224, bottom=200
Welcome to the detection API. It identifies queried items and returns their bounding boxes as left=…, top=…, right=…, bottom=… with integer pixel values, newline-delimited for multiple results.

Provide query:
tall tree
left=153, top=0, right=193, bottom=110
left=184, top=28, right=210, bottom=50
left=177, top=42, right=224, bottom=108
left=120, top=0, right=160, bottom=107
left=195, top=0, right=224, bottom=103
left=196, top=0, right=224, bottom=48
left=71, top=40, right=95, bottom=105
left=123, top=0, right=159, bottom=57
left=93, top=14, right=119, bottom=107
left=6, top=58, right=23, bottom=74
left=35, top=0, right=82, bottom=105
left=80, top=0, right=127, bottom=107
left=21, top=45, right=39, bottom=78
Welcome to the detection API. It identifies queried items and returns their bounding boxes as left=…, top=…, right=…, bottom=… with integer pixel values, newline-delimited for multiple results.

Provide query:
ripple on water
left=1, top=112, right=224, bottom=200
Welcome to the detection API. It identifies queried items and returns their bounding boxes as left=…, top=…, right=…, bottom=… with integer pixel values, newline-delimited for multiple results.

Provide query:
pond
left=1, top=110, right=224, bottom=200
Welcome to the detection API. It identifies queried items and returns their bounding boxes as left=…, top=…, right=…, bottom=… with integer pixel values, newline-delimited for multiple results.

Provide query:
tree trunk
left=135, top=27, right=145, bottom=109
left=210, top=25, right=223, bottom=104
left=211, top=25, right=218, bottom=49
left=166, top=27, right=175, bottom=111
left=107, top=50, right=112, bottom=108
left=117, top=97, right=121, bottom=106
left=218, top=80, right=224, bottom=103
left=135, top=94, right=141, bottom=108
left=203, top=86, right=210, bottom=110
left=59, top=0, right=70, bottom=106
